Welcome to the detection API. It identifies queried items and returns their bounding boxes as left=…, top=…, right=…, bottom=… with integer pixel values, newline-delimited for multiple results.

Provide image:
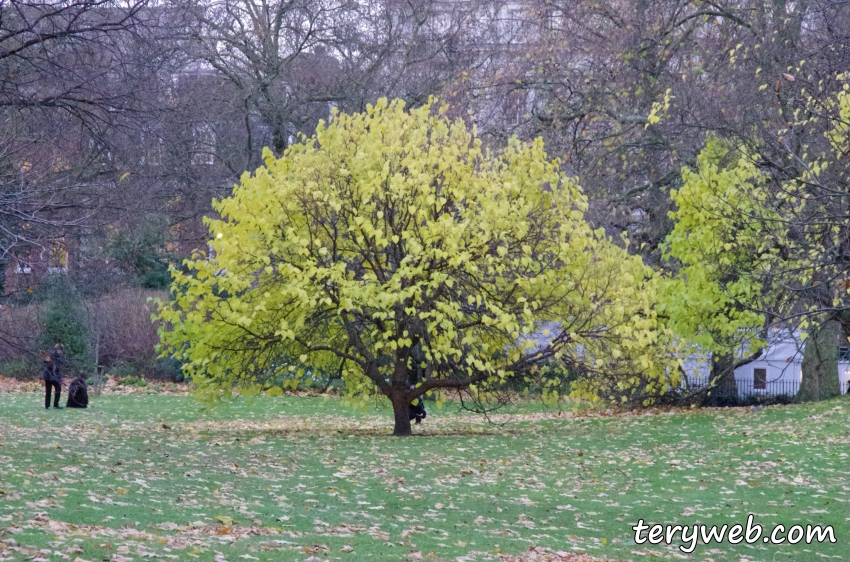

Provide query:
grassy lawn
left=0, top=389, right=848, bottom=561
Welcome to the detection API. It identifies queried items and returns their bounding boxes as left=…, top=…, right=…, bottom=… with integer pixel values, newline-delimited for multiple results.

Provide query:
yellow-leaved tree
left=661, top=77, right=850, bottom=403
left=156, top=98, right=679, bottom=435
left=660, top=137, right=783, bottom=402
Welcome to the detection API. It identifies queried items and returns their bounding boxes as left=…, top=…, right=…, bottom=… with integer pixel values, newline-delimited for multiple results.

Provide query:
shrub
left=501, top=360, right=576, bottom=396
left=0, top=357, right=40, bottom=380
left=118, top=375, right=148, bottom=387
left=87, top=289, right=166, bottom=366
left=0, top=302, right=41, bottom=360
left=151, top=357, right=186, bottom=382
left=39, top=278, right=91, bottom=364
left=110, top=356, right=186, bottom=383
left=107, top=217, right=174, bottom=290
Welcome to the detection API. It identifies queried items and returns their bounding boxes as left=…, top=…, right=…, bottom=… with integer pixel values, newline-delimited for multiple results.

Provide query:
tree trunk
left=704, top=352, right=737, bottom=406
left=799, top=320, right=840, bottom=403
left=391, top=395, right=412, bottom=437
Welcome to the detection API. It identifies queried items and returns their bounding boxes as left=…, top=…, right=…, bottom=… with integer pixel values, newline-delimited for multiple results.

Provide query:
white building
left=525, top=324, right=850, bottom=397
left=732, top=331, right=803, bottom=396
left=678, top=330, right=806, bottom=397
left=837, top=359, right=850, bottom=395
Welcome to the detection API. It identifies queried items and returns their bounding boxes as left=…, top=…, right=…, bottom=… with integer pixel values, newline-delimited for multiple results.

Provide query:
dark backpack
left=409, top=398, right=426, bottom=421
left=66, top=377, right=89, bottom=408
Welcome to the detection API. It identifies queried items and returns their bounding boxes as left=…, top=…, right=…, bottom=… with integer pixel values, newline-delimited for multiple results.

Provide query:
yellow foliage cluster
left=661, top=138, right=780, bottom=353
left=662, top=78, right=850, bottom=354
left=156, top=98, right=680, bottom=409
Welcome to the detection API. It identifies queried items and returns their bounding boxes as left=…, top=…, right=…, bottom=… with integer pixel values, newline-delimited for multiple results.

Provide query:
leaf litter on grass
left=0, top=392, right=848, bottom=561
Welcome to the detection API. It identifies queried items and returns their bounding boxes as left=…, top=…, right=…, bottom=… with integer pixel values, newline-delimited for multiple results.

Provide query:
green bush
left=118, top=375, right=148, bottom=387
left=0, top=357, right=40, bottom=380
left=501, top=360, right=576, bottom=396
left=107, top=217, right=174, bottom=290
left=110, top=357, right=186, bottom=383
left=38, top=279, right=91, bottom=365
left=152, top=357, right=185, bottom=382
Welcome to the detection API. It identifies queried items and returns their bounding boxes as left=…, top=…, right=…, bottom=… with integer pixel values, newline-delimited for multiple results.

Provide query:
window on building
left=753, top=368, right=767, bottom=390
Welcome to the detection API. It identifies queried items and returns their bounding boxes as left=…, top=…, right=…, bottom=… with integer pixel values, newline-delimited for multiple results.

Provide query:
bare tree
left=0, top=1, right=156, bottom=258
left=442, top=0, right=849, bottom=258
left=181, top=0, right=499, bottom=162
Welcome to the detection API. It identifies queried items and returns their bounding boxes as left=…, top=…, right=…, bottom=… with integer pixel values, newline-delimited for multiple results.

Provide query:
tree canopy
left=156, top=98, right=680, bottom=434
left=661, top=139, right=779, bottom=345
left=661, top=77, right=850, bottom=400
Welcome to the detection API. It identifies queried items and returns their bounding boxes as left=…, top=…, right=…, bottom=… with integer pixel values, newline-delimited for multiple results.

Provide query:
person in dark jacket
left=408, top=385, right=427, bottom=425
left=42, top=343, right=64, bottom=409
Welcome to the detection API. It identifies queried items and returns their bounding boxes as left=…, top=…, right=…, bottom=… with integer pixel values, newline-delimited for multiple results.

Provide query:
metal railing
left=681, top=376, right=801, bottom=406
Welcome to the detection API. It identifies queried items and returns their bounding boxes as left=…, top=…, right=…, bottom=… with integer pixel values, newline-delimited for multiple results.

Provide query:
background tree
left=0, top=0, right=161, bottom=258
left=446, top=0, right=850, bottom=258
left=660, top=138, right=787, bottom=403
left=180, top=0, right=498, bottom=166
left=662, top=77, right=850, bottom=402
left=156, top=99, right=679, bottom=435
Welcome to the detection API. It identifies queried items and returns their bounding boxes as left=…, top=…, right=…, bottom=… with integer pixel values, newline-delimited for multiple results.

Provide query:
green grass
left=0, top=392, right=848, bottom=561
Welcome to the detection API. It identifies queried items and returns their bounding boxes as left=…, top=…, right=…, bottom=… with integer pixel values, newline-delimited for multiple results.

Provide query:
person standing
left=43, top=343, right=64, bottom=409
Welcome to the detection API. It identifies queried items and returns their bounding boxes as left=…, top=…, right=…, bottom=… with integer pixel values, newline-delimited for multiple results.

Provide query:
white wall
left=734, top=359, right=802, bottom=383
left=838, top=362, right=850, bottom=395
left=733, top=335, right=803, bottom=395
